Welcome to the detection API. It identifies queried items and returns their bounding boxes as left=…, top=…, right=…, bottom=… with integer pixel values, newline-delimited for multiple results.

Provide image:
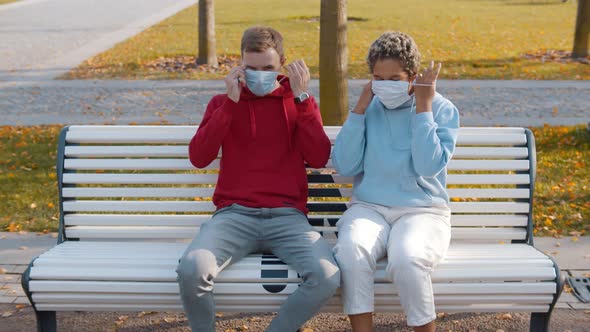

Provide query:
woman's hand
left=413, top=61, right=441, bottom=114
left=352, top=81, right=373, bottom=115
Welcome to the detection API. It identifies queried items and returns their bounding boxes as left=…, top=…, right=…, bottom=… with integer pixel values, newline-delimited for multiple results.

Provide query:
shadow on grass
left=442, top=57, right=547, bottom=69
left=457, top=0, right=568, bottom=5
left=532, top=126, right=590, bottom=153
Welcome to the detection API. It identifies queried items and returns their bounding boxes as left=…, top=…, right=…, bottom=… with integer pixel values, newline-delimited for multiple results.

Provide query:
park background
left=0, top=0, right=589, bottom=330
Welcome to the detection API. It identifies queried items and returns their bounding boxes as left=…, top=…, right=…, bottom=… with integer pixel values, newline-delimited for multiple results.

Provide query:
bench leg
left=530, top=312, right=551, bottom=332
left=529, top=254, right=566, bottom=332
left=35, top=310, right=57, bottom=332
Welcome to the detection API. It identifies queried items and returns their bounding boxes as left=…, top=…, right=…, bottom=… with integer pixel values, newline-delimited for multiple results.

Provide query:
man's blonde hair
left=241, top=26, right=285, bottom=61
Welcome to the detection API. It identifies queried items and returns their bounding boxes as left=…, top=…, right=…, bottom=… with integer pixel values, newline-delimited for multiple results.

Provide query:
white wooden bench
left=22, top=125, right=564, bottom=332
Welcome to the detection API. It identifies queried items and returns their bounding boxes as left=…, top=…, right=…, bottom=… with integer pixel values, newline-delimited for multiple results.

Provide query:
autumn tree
left=197, top=0, right=217, bottom=66
left=573, top=0, right=590, bottom=58
left=319, top=0, right=348, bottom=125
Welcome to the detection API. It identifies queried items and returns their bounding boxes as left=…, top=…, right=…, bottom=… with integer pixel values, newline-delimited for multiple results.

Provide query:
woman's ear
left=280, top=56, right=287, bottom=66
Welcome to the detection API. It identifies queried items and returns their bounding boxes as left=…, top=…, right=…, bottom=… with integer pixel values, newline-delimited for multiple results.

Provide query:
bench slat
left=65, top=125, right=526, bottom=135
left=63, top=213, right=528, bottom=227
left=39, top=248, right=549, bottom=260
left=63, top=225, right=526, bottom=241
left=33, top=257, right=553, bottom=269
left=64, top=146, right=530, bottom=159
left=33, top=303, right=549, bottom=313
left=62, top=173, right=530, bottom=185
left=32, top=293, right=553, bottom=306
left=49, top=241, right=543, bottom=251
left=62, top=200, right=529, bottom=213
left=63, top=158, right=530, bottom=172
left=28, top=280, right=556, bottom=295
left=29, top=265, right=556, bottom=283
left=62, top=187, right=530, bottom=199
left=65, top=128, right=527, bottom=146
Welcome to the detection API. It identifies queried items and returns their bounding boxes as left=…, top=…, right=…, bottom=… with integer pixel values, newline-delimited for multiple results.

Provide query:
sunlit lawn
left=62, top=0, right=590, bottom=80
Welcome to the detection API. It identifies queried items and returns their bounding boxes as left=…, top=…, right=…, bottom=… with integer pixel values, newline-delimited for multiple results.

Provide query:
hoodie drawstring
left=248, top=100, right=257, bottom=139
left=282, top=98, right=293, bottom=151
left=245, top=88, right=293, bottom=151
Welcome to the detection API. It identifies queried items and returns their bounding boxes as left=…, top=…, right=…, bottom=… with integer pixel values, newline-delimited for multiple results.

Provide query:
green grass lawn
left=62, top=0, right=590, bottom=80
left=0, top=0, right=19, bottom=4
left=1, top=124, right=588, bottom=236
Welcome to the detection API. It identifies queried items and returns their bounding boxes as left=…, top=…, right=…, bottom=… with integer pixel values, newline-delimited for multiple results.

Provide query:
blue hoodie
left=332, top=93, right=460, bottom=207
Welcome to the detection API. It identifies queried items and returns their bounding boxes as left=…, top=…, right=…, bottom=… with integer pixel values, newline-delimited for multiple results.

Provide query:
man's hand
left=286, top=60, right=310, bottom=97
left=352, top=81, right=373, bottom=115
left=225, top=65, right=246, bottom=103
left=414, top=61, right=441, bottom=114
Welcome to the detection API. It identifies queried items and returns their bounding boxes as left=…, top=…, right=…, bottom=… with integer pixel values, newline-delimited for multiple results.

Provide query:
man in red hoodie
left=175, top=26, right=340, bottom=332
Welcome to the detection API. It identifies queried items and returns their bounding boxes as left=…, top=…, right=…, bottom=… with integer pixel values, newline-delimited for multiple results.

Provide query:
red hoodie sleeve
left=294, top=96, right=331, bottom=169
left=188, top=95, right=234, bottom=168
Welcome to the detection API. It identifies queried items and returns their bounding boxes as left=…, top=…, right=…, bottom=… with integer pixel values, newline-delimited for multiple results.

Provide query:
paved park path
left=0, top=0, right=198, bottom=83
left=1, top=79, right=589, bottom=127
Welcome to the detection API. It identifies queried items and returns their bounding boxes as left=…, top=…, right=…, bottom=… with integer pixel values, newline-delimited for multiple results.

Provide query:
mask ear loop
left=410, top=78, right=436, bottom=113
left=277, top=67, right=289, bottom=84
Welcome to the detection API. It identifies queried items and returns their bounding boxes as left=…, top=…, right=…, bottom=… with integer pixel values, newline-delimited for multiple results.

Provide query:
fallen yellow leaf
left=137, top=311, right=157, bottom=318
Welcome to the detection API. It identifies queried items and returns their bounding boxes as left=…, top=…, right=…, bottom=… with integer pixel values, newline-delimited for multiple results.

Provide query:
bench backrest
left=55, top=125, right=536, bottom=245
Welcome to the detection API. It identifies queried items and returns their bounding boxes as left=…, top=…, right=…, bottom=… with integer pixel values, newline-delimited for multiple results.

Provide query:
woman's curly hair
left=367, top=31, right=421, bottom=77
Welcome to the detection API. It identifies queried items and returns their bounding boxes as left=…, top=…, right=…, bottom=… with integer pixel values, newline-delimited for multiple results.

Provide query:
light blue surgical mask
left=245, top=69, right=279, bottom=96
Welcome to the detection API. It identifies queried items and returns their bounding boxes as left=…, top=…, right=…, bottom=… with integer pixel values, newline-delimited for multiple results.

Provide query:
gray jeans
left=175, top=204, right=340, bottom=332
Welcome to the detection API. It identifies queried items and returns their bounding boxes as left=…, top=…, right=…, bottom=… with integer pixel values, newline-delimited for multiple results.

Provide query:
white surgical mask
left=371, top=80, right=412, bottom=109
left=372, top=79, right=436, bottom=110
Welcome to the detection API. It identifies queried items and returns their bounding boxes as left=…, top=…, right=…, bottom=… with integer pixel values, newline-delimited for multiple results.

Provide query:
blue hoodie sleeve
left=410, top=99, right=460, bottom=178
left=332, top=111, right=366, bottom=176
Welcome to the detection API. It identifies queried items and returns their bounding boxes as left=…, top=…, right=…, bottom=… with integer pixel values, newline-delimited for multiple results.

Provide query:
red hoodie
left=188, top=76, right=331, bottom=214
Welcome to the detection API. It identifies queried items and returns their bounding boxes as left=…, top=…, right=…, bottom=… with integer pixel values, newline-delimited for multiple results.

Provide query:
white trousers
left=333, top=201, right=452, bottom=327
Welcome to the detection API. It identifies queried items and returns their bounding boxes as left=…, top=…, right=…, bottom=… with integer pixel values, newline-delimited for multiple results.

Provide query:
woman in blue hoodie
left=332, top=31, right=460, bottom=332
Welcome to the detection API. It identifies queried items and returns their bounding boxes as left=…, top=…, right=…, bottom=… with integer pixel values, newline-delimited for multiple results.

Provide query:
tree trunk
left=573, top=0, right=590, bottom=58
left=320, top=0, right=348, bottom=125
left=197, top=0, right=217, bottom=66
